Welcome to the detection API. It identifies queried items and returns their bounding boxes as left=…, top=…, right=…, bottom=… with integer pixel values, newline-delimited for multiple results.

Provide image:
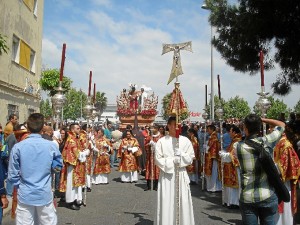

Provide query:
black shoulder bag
left=245, top=139, right=290, bottom=203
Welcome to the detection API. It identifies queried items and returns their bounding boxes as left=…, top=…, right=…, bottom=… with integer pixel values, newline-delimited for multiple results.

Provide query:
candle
left=88, top=71, right=92, bottom=96
left=93, top=83, right=96, bottom=103
left=260, top=50, right=264, bottom=87
left=59, top=43, right=66, bottom=81
left=205, top=85, right=207, bottom=106
left=217, top=74, right=221, bottom=100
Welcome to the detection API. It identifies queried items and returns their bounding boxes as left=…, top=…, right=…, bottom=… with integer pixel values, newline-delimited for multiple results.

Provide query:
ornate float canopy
left=116, top=84, right=158, bottom=128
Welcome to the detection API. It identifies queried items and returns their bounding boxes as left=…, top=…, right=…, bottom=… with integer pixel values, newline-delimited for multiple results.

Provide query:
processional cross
left=162, top=41, right=193, bottom=84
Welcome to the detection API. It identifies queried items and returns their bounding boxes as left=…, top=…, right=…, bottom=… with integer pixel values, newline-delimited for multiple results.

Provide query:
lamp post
left=202, top=3, right=214, bottom=121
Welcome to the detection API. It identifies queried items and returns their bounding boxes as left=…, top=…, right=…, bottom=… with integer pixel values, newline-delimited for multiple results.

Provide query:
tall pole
left=210, top=25, right=214, bottom=121
left=80, top=89, right=83, bottom=119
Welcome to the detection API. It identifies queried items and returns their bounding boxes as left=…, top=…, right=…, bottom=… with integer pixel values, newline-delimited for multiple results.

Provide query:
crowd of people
left=0, top=111, right=300, bottom=225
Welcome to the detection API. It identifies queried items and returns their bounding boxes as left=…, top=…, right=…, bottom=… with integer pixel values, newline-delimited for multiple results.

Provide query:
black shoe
left=144, top=187, right=151, bottom=191
left=87, top=187, right=92, bottom=192
left=75, top=200, right=83, bottom=206
left=68, top=204, right=80, bottom=210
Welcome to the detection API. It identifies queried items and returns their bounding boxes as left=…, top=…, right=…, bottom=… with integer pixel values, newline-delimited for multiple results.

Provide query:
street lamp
left=202, top=3, right=214, bottom=121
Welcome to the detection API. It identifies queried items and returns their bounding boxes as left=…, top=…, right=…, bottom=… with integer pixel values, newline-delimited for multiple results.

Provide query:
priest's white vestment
left=154, top=135, right=195, bottom=225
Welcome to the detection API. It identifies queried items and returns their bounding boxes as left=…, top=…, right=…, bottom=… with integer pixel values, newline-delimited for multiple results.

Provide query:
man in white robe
left=155, top=116, right=195, bottom=225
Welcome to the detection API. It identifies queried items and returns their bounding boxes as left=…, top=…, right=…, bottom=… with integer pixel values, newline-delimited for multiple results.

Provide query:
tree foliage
left=40, top=99, right=52, bottom=119
left=205, top=0, right=300, bottom=95
left=0, top=34, right=9, bottom=55
left=294, top=100, right=300, bottom=113
left=161, top=93, right=189, bottom=121
left=94, top=91, right=107, bottom=115
left=223, top=96, right=251, bottom=119
left=205, top=95, right=226, bottom=120
left=253, top=96, right=289, bottom=119
left=40, top=69, right=72, bottom=96
left=63, top=88, right=87, bottom=121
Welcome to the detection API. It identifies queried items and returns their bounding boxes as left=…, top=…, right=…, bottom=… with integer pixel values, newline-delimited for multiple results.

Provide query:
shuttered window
left=19, top=40, right=31, bottom=70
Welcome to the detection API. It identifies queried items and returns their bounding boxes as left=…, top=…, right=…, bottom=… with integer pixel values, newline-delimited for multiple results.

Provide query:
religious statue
left=128, top=84, right=140, bottom=111
left=162, top=41, right=193, bottom=84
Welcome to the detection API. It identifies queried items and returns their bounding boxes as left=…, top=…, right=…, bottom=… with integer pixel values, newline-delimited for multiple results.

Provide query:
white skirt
left=120, top=171, right=138, bottom=182
left=206, top=159, right=222, bottom=192
left=66, top=165, right=83, bottom=203
left=92, top=174, right=109, bottom=184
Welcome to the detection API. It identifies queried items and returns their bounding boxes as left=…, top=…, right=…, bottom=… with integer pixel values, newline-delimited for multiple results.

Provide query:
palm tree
left=95, top=91, right=107, bottom=114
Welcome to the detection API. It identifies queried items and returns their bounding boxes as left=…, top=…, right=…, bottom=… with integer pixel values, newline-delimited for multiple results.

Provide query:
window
left=12, top=35, right=36, bottom=73
left=30, top=49, right=36, bottom=73
left=12, top=35, right=20, bottom=63
left=7, top=104, right=19, bottom=120
left=19, top=40, right=31, bottom=70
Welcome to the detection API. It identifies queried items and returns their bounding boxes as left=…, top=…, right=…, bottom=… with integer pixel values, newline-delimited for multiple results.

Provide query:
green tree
left=223, top=96, right=251, bottom=119
left=40, top=99, right=52, bottom=118
left=205, top=0, right=300, bottom=95
left=63, top=88, right=87, bottom=120
left=161, top=93, right=189, bottom=121
left=0, top=34, right=9, bottom=55
left=94, top=91, right=107, bottom=115
left=294, top=100, right=300, bottom=113
left=40, top=69, right=72, bottom=96
left=253, top=96, right=289, bottom=119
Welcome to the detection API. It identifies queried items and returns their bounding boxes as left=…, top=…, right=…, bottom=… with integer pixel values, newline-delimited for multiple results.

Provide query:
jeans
left=110, top=149, right=117, bottom=168
left=0, top=207, right=2, bottom=225
left=54, top=171, right=61, bottom=190
left=240, top=194, right=278, bottom=225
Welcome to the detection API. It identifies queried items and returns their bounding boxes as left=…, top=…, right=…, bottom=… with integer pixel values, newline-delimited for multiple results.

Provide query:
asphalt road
left=3, top=164, right=243, bottom=225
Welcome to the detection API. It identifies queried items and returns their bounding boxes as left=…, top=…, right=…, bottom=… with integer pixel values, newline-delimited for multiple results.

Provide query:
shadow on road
left=124, top=211, right=154, bottom=225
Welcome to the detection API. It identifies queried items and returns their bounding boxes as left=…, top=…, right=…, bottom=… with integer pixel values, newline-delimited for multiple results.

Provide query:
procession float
left=116, top=83, right=158, bottom=129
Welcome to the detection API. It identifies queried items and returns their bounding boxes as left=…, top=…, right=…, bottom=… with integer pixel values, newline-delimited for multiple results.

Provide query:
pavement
left=3, top=165, right=300, bottom=225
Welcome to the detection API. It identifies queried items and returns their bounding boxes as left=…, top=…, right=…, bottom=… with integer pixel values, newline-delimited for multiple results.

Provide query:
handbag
left=245, top=139, right=290, bottom=203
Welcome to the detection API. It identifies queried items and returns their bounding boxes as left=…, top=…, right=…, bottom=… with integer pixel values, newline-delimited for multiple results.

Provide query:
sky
left=42, top=0, right=299, bottom=116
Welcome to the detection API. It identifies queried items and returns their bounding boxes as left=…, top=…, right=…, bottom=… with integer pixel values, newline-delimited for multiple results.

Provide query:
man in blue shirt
left=8, top=113, right=62, bottom=225
left=0, top=154, right=9, bottom=224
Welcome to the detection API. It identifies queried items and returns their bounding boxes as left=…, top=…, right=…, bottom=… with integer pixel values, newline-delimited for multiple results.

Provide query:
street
left=3, top=165, right=242, bottom=225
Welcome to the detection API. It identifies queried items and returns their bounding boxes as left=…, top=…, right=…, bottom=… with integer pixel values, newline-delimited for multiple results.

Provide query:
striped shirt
left=233, top=126, right=284, bottom=203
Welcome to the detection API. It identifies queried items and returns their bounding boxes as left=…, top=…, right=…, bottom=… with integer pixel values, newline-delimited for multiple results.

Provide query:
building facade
left=0, top=0, right=44, bottom=124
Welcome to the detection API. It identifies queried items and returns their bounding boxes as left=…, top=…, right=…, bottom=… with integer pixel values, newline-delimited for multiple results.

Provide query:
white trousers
left=66, top=165, right=83, bottom=203
left=120, top=171, right=138, bottom=182
left=86, top=174, right=91, bottom=188
left=16, top=201, right=57, bottom=225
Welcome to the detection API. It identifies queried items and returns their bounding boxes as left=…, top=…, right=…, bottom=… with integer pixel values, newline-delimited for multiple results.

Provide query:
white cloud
left=42, top=1, right=299, bottom=117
